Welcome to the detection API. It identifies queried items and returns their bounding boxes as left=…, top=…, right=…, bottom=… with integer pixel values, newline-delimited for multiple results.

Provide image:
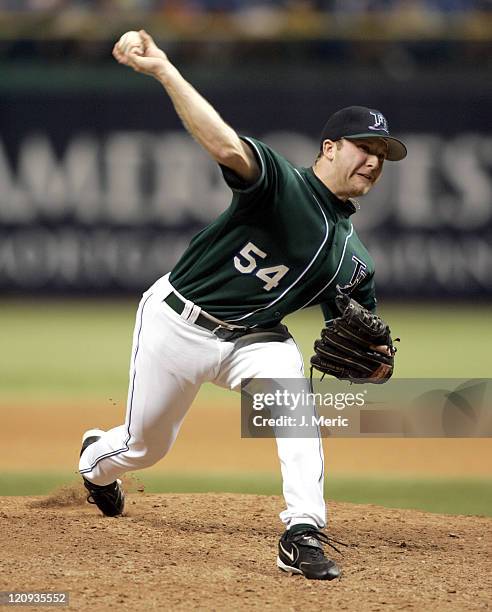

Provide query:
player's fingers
left=113, top=43, right=143, bottom=67
left=113, top=50, right=125, bottom=64
left=126, top=53, right=151, bottom=74
left=127, top=44, right=144, bottom=56
left=139, top=30, right=154, bottom=47
left=113, top=43, right=126, bottom=61
left=139, top=30, right=162, bottom=54
left=125, top=53, right=140, bottom=70
left=114, top=53, right=129, bottom=66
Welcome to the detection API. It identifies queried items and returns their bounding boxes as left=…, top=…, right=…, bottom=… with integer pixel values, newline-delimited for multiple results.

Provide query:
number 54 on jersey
left=234, top=242, right=290, bottom=292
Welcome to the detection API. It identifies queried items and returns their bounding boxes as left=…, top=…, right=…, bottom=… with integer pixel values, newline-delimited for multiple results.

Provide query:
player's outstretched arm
left=112, top=30, right=259, bottom=183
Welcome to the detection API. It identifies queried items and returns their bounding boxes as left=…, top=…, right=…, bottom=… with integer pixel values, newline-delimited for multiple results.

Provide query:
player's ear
left=321, top=139, right=337, bottom=162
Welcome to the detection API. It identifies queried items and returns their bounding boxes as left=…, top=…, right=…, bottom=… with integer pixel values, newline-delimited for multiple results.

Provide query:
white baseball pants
left=79, top=274, right=326, bottom=528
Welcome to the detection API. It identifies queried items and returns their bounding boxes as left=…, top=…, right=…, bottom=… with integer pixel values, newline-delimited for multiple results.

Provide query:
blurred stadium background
left=1, top=0, right=491, bottom=514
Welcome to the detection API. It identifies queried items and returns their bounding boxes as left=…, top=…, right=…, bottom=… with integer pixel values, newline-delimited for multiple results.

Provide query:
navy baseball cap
left=320, top=105, right=407, bottom=161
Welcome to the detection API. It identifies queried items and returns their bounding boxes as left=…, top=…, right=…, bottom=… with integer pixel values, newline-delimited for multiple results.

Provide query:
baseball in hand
left=117, top=31, right=144, bottom=56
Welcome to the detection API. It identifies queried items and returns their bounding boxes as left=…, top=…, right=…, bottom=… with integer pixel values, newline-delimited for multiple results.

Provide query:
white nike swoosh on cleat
left=277, top=556, right=303, bottom=574
left=279, top=541, right=295, bottom=562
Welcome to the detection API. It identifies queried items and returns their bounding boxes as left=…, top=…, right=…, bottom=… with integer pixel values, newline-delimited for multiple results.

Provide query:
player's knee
left=126, top=439, right=172, bottom=467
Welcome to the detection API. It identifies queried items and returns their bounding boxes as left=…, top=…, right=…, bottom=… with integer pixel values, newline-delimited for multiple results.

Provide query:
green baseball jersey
left=170, top=137, right=376, bottom=328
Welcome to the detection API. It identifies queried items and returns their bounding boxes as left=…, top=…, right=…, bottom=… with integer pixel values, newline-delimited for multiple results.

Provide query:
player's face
left=334, top=138, right=387, bottom=198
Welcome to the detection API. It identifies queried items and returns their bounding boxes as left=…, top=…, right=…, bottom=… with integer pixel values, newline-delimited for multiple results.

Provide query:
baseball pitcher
left=79, top=30, right=406, bottom=581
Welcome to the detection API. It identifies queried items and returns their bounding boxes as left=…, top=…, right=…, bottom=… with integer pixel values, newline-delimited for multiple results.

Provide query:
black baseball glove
left=311, top=289, right=398, bottom=384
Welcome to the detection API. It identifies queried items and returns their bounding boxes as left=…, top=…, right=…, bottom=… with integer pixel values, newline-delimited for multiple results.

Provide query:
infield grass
left=1, top=300, right=491, bottom=401
left=1, top=471, right=490, bottom=517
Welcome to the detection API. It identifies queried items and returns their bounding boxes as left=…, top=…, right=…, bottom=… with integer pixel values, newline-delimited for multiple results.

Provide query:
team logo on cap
left=368, top=112, right=388, bottom=133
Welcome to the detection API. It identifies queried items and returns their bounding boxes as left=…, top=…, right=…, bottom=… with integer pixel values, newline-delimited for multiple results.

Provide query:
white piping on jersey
left=236, top=137, right=266, bottom=193
left=297, top=223, right=354, bottom=311
left=225, top=166, right=330, bottom=322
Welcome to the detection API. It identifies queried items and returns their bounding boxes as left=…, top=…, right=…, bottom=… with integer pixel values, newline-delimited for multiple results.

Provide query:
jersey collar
left=302, top=167, right=357, bottom=217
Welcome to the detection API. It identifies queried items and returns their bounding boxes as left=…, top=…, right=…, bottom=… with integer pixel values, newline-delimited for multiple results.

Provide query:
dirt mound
left=0, top=493, right=489, bottom=611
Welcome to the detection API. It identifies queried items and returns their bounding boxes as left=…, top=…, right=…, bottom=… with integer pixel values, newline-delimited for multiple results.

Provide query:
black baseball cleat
left=277, top=526, right=344, bottom=580
left=80, top=429, right=125, bottom=517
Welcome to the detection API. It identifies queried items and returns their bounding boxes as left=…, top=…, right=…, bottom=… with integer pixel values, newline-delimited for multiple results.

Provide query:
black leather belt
left=164, top=291, right=249, bottom=341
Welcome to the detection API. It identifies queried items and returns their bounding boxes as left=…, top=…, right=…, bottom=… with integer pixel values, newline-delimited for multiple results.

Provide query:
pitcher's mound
left=0, top=492, right=489, bottom=611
